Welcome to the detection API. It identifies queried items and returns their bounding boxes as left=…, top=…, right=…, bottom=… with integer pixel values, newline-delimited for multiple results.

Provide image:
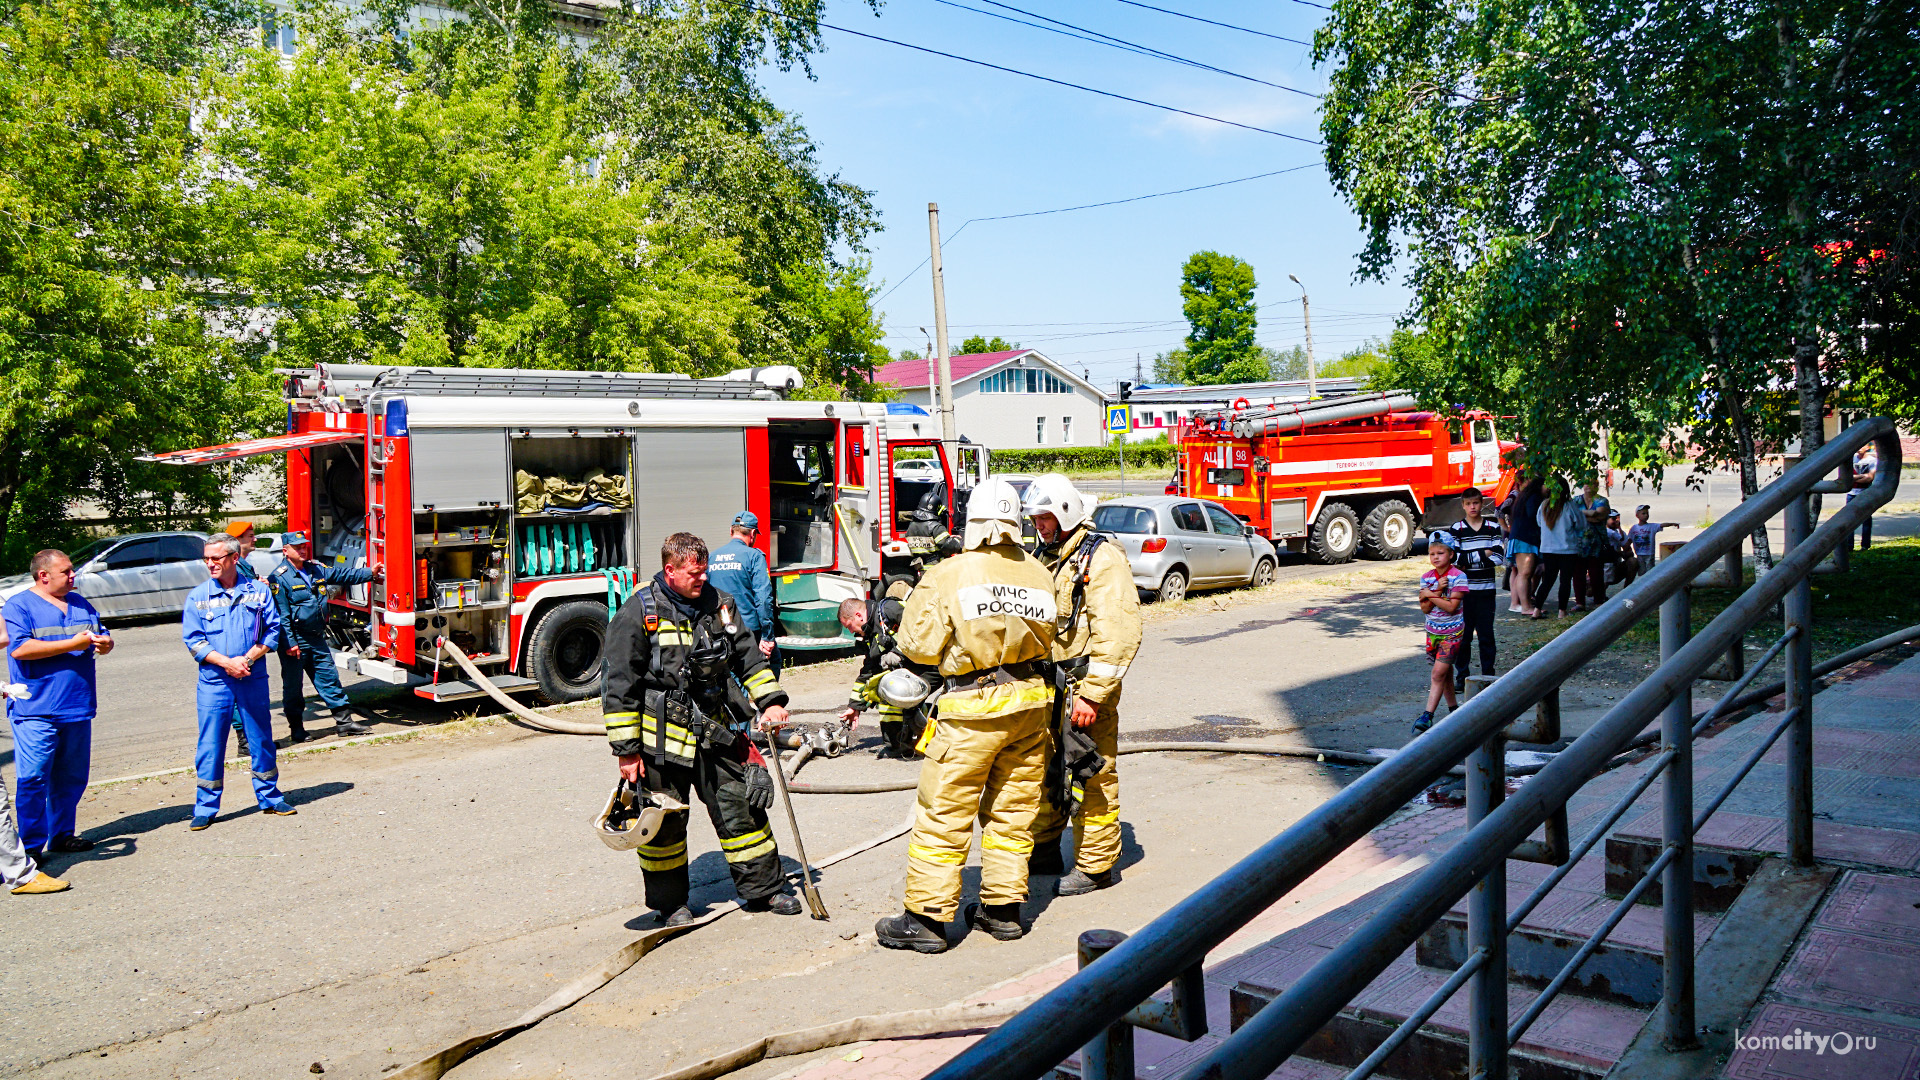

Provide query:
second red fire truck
left=1171, top=391, right=1521, bottom=563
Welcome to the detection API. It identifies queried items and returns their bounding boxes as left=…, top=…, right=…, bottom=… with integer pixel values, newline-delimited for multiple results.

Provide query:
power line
left=874, top=164, right=1320, bottom=303
left=1100, top=0, right=1313, bottom=46
left=726, top=0, right=1322, bottom=144
left=946, top=0, right=1320, bottom=99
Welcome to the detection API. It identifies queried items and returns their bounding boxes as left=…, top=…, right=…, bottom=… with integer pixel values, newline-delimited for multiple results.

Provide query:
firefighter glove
left=744, top=763, right=776, bottom=810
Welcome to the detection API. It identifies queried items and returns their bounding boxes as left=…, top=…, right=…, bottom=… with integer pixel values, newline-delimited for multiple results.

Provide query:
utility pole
left=919, top=327, right=936, bottom=419
left=927, top=203, right=957, bottom=461
left=1135, top=353, right=1143, bottom=384
left=1290, top=273, right=1317, bottom=399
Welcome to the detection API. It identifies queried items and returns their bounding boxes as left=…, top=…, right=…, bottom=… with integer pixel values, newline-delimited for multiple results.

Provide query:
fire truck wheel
left=526, top=600, right=608, bottom=703
left=1306, top=502, right=1359, bottom=564
left=1360, top=500, right=1417, bottom=561
left=1154, top=568, right=1189, bottom=604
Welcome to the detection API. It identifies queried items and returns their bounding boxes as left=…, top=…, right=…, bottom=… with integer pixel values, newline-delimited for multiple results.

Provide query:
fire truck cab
left=149, top=364, right=980, bottom=704
left=1175, top=392, right=1520, bottom=564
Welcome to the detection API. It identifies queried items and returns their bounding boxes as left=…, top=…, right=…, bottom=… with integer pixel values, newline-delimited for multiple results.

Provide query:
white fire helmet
left=962, top=476, right=1025, bottom=550
left=594, top=780, right=679, bottom=851
left=876, top=668, right=932, bottom=709
left=1021, top=472, right=1088, bottom=534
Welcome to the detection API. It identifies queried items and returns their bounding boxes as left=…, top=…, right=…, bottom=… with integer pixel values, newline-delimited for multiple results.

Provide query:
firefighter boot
left=967, top=902, right=1027, bottom=941
left=334, top=708, right=374, bottom=737
left=1056, top=867, right=1120, bottom=896
left=744, top=892, right=804, bottom=915
left=876, top=909, right=949, bottom=954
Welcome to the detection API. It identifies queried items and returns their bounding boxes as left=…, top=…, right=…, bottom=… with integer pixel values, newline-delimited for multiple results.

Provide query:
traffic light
left=1119, top=380, right=1133, bottom=401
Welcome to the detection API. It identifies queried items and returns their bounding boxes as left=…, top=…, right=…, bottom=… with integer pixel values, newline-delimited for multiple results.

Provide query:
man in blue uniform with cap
left=706, top=511, right=779, bottom=674
left=266, top=531, right=381, bottom=742
left=182, top=534, right=293, bottom=830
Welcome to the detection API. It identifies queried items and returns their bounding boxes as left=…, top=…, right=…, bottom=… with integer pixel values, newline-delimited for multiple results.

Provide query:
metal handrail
left=928, top=417, right=1902, bottom=1080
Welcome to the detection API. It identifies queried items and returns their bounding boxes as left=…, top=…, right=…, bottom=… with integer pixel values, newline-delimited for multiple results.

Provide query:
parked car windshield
left=1091, top=505, right=1156, bottom=534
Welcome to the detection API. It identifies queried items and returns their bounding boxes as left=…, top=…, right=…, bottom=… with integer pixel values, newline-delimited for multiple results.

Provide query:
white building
left=875, top=350, right=1111, bottom=449
left=1120, top=377, right=1371, bottom=441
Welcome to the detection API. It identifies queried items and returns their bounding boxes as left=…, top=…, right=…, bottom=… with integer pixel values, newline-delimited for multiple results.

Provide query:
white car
left=892, top=458, right=941, bottom=481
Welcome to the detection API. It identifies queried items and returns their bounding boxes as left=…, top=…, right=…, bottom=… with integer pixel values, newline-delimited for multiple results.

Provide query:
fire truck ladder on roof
left=308, top=364, right=774, bottom=401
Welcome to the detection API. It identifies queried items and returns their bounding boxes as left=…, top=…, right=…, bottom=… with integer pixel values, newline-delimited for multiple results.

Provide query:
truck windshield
left=1091, top=505, right=1156, bottom=534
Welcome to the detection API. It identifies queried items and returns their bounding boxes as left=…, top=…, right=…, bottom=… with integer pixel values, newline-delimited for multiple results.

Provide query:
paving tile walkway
left=781, top=650, right=1920, bottom=1080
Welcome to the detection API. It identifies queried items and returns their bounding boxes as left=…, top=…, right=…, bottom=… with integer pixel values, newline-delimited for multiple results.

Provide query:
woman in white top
left=1532, top=477, right=1581, bottom=618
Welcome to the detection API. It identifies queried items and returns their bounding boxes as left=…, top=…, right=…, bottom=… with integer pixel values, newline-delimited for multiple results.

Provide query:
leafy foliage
left=1179, top=251, right=1266, bottom=384
left=985, top=443, right=1178, bottom=472
left=953, top=334, right=1020, bottom=355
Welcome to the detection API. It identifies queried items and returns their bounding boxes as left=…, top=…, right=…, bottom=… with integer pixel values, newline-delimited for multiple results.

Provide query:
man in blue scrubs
left=706, top=512, right=779, bottom=674
left=4, top=548, right=113, bottom=861
left=182, top=535, right=292, bottom=830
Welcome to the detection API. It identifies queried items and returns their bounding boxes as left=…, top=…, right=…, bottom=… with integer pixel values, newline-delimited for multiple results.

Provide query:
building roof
left=874, top=350, right=1033, bottom=389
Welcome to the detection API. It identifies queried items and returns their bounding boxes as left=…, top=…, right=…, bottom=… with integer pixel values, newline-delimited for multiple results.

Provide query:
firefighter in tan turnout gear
left=874, top=478, right=1059, bottom=954
left=1022, top=473, right=1143, bottom=896
left=604, top=532, right=803, bottom=925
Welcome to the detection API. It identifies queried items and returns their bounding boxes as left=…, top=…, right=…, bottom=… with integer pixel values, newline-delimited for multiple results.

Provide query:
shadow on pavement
left=63, top=780, right=357, bottom=866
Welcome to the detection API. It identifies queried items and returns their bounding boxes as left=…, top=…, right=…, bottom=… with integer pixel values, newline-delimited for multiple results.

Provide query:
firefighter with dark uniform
left=874, top=478, right=1059, bottom=953
left=604, top=532, right=804, bottom=924
left=1021, top=473, right=1143, bottom=896
left=836, top=591, right=926, bottom=759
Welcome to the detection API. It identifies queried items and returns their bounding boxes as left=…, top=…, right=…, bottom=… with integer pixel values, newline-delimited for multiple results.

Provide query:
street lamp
left=1289, top=274, right=1317, bottom=399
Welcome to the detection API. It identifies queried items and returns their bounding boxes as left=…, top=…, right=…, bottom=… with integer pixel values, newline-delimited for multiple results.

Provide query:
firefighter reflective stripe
left=1086, top=661, right=1129, bottom=679
left=878, top=703, right=903, bottom=720
left=720, top=826, right=775, bottom=863
left=637, top=839, right=688, bottom=872
left=742, top=668, right=780, bottom=699
left=937, top=681, right=1052, bottom=719
left=980, top=832, right=1033, bottom=855
left=908, top=842, right=967, bottom=865
left=639, top=715, right=698, bottom=761
left=604, top=711, right=642, bottom=741
left=1083, top=808, right=1122, bottom=828
left=653, top=627, right=693, bottom=647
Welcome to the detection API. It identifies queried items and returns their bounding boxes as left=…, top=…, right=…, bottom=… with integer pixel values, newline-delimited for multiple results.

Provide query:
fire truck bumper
left=333, top=651, right=414, bottom=686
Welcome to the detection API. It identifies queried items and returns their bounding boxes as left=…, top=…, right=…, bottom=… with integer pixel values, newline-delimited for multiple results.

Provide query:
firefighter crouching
left=604, top=532, right=804, bottom=924
left=1022, top=474, right=1143, bottom=896
left=875, top=478, right=1059, bottom=954
left=837, top=591, right=927, bottom=760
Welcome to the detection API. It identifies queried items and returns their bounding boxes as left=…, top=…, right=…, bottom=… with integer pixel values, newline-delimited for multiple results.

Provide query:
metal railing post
left=1721, top=547, right=1745, bottom=684
left=1659, top=588, right=1697, bottom=1049
left=1078, top=930, right=1134, bottom=1080
left=1463, top=675, right=1508, bottom=1079
left=1785, top=493, right=1815, bottom=866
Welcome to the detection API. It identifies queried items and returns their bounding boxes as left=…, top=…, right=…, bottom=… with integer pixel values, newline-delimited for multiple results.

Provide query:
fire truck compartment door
left=1470, top=419, right=1500, bottom=486
left=632, top=428, right=747, bottom=576
left=1270, top=499, right=1308, bottom=538
left=137, top=430, right=360, bottom=464
left=411, top=428, right=509, bottom=509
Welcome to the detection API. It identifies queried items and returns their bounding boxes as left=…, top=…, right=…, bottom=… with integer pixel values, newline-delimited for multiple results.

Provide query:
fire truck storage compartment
left=308, top=442, right=374, bottom=606
left=768, top=421, right=836, bottom=571
left=512, top=433, right=633, bottom=579
left=889, top=444, right=945, bottom=539
left=630, top=427, right=746, bottom=576
left=415, top=507, right=511, bottom=660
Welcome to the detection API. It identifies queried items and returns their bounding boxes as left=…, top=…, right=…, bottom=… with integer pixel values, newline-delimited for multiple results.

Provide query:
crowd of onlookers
left=1496, top=476, right=1677, bottom=619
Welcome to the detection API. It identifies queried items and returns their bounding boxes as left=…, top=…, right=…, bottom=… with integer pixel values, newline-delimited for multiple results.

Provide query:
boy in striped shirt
left=1413, top=537, right=1468, bottom=735
left=1435, top=487, right=1506, bottom=691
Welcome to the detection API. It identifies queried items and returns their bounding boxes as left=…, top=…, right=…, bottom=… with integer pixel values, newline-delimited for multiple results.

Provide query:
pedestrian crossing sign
left=1106, top=404, right=1132, bottom=434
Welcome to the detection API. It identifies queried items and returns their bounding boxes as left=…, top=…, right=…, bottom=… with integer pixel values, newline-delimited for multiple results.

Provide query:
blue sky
left=760, top=0, right=1414, bottom=388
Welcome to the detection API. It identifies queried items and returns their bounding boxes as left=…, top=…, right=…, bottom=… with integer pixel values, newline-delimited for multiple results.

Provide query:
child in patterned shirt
left=1414, top=536, right=1468, bottom=735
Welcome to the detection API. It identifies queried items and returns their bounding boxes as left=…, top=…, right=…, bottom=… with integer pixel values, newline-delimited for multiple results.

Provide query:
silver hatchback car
left=0, top=531, right=230, bottom=620
left=1090, top=496, right=1278, bottom=603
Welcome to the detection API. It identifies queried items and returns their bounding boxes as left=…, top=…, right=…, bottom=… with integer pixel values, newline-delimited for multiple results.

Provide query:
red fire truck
left=1171, top=392, right=1520, bottom=563
left=147, top=364, right=983, bottom=704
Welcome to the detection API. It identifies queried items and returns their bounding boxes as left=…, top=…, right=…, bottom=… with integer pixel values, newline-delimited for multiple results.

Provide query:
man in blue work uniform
left=225, top=521, right=260, bottom=754
left=267, top=532, right=380, bottom=742
left=706, top=512, right=779, bottom=675
left=182, top=534, right=294, bottom=830
left=4, top=548, right=113, bottom=863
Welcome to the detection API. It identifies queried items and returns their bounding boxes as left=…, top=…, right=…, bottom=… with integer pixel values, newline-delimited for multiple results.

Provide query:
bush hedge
left=988, top=443, right=1178, bottom=474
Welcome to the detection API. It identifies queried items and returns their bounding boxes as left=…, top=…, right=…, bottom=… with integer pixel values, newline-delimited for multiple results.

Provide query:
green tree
left=0, top=0, right=271, bottom=566
left=953, top=335, right=1021, bottom=355
left=1179, top=252, right=1265, bottom=384
left=1317, top=0, right=1918, bottom=502
left=1266, top=344, right=1309, bottom=381
left=1149, top=348, right=1187, bottom=383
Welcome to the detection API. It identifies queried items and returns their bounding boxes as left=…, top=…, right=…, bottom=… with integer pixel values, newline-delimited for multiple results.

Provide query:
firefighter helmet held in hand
left=595, top=779, right=669, bottom=851
left=876, top=668, right=932, bottom=709
left=1021, top=473, right=1088, bottom=533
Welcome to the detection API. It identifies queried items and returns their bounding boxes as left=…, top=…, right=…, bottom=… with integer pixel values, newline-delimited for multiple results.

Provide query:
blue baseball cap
left=732, top=511, right=759, bottom=530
